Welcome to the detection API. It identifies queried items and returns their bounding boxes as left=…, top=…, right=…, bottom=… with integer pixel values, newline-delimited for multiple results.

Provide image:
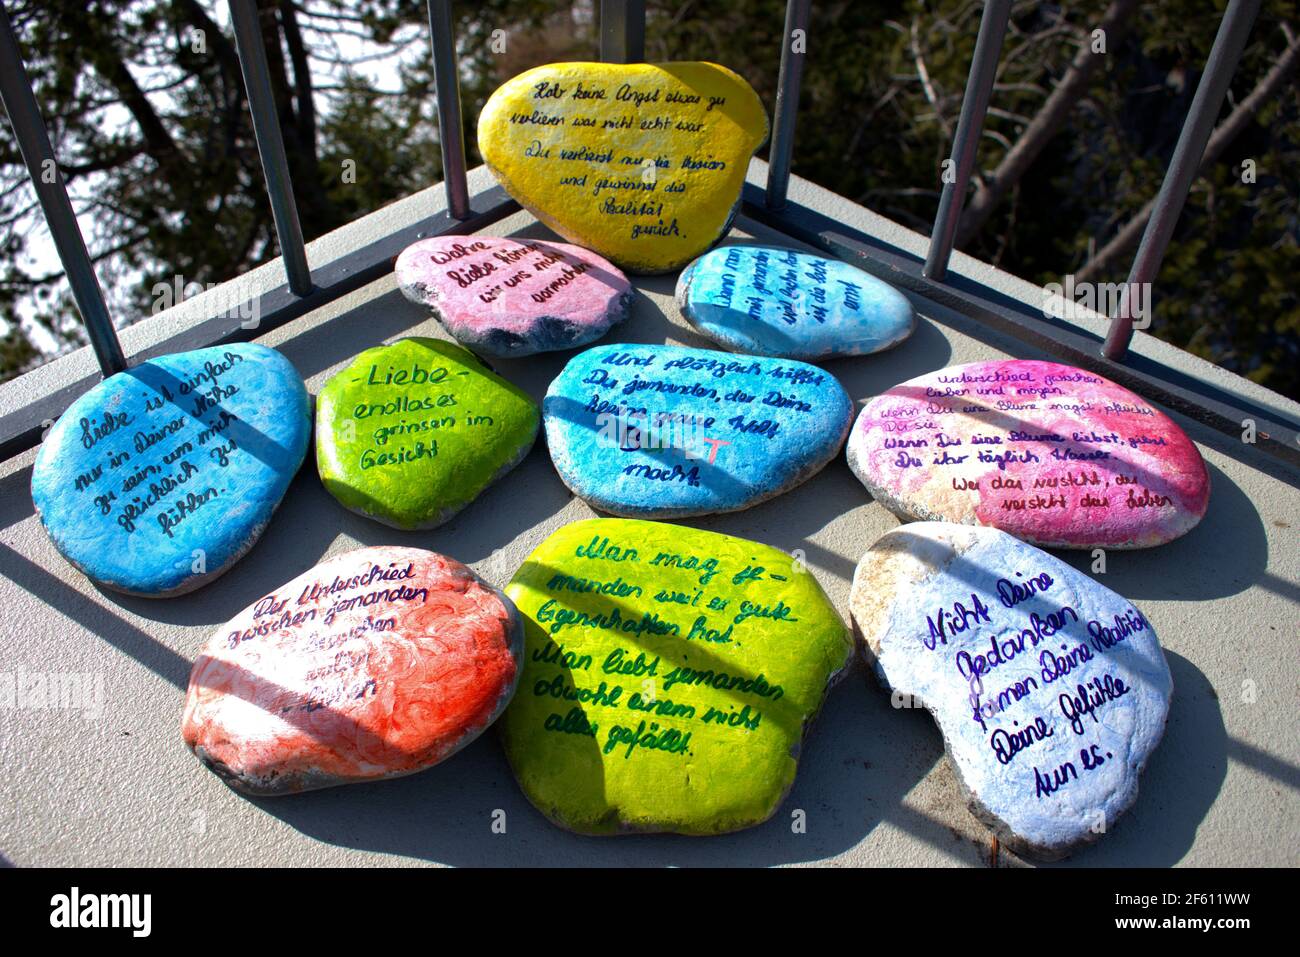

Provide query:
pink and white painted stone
left=181, top=546, right=524, bottom=795
left=395, top=235, right=633, bottom=357
left=846, top=360, right=1210, bottom=549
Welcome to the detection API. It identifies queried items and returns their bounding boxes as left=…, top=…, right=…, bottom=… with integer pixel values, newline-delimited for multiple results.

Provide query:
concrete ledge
left=0, top=169, right=1296, bottom=867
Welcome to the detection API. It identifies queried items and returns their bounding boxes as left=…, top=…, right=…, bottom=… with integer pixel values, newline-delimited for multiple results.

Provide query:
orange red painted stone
left=181, top=546, right=523, bottom=795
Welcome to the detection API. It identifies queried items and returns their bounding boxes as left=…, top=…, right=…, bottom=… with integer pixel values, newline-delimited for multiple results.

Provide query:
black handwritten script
left=416, top=239, right=605, bottom=308
left=696, top=246, right=863, bottom=329
left=560, top=346, right=844, bottom=496
left=898, top=547, right=1168, bottom=813
left=857, top=361, right=1204, bottom=544
left=479, top=64, right=765, bottom=262
left=56, top=350, right=270, bottom=545
left=503, top=522, right=848, bottom=770
left=212, top=559, right=433, bottom=714
left=183, top=549, right=526, bottom=797
left=337, top=355, right=467, bottom=474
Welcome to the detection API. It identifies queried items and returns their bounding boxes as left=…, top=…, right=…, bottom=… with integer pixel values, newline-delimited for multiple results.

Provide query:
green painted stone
left=500, top=518, right=851, bottom=835
left=316, top=338, right=540, bottom=529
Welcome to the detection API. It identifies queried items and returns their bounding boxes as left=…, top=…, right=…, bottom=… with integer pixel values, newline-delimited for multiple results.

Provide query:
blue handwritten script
left=543, top=343, right=853, bottom=517
left=676, top=244, right=914, bottom=360
left=861, top=523, right=1173, bottom=856
left=31, top=344, right=311, bottom=595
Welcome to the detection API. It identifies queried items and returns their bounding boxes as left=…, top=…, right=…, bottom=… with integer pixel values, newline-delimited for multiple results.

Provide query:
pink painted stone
left=181, top=546, right=523, bottom=795
left=395, top=235, right=633, bottom=357
left=846, top=360, right=1210, bottom=548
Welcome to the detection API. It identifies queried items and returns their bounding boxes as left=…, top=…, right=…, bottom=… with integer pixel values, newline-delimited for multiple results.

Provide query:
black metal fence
left=1, top=0, right=1287, bottom=463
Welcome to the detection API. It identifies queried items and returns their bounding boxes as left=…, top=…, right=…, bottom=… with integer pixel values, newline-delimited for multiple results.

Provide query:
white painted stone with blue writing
left=30, top=344, right=311, bottom=596
left=675, top=244, right=915, bottom=360
left=849, top=522, right=1172, bottom=860
left=543, top=343, right=853, bottom=517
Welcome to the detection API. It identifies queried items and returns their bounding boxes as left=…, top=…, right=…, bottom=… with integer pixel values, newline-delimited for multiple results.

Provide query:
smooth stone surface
left=500, top=518, right=851, bottom=835
left=676, top=244, right=915, bottom=359
left=478, top=61, right=767, bottom=274
left=849, top=522, right=1172, bottom=860
left=846, top=359, right=1211, bottom=548
left=316, top=338, right=540, bottom=530
left=544, top=343, right=853, bottom=518
left=395, top=236, right=633, bottom=357
left=182, top=546, right=524, bottom=795
left=30, top=343, right=310, bottom=597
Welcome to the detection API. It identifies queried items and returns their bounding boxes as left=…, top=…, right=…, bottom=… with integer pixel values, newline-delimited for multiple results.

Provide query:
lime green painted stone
left=500, top=517, right=851, bottom=835
left=316, top=338, right=540, bottom=529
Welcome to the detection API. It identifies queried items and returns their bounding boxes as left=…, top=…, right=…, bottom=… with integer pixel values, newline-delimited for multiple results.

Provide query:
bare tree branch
left=1075, top=23, right=1300, bottom=283
left=910, top=15, right=952, bottom=139
left=956, top=0, right=1140, bottom=247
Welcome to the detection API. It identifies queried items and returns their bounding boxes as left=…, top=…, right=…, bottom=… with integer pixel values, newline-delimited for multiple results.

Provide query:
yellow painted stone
left=478, top=62, right=768, bottom=274
left=499, top=518, right=851, bottom=835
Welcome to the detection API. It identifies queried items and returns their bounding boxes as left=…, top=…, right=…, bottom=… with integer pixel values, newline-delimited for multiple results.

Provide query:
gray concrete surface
left=1, top=165, right=1297, bottom=867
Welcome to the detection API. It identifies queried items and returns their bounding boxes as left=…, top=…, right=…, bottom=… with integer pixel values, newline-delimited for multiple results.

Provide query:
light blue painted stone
left=31, top=343, right=311, bottom=597
left=543, top=343, right=853, bottom=517
left=676, top=244, right=915, bottom=360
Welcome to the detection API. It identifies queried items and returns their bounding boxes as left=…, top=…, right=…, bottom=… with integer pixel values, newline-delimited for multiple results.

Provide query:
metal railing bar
left=766, top=0, right=811, bottom=210
left=740, top=182, right=1300, bottom=474
left=0, top=2, right=127, bottom=377
left=1102, top=0, right=1262, bottom=361
left=427, top=0, right=470, bottom=219
left=600, top=0, right=646, bottom=63
left=922, top=0, right=1012, bottom=282
left=0, top=185, right=520, bottom=460
left=229, top=0, right=313, bottom=296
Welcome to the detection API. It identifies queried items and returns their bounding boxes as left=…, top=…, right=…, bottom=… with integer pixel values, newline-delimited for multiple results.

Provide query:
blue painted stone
left=543, top=343, right=853, bottom=517
left=676, top=244, right=915, bottom=359
left=31, top=344, right=311, bottom=597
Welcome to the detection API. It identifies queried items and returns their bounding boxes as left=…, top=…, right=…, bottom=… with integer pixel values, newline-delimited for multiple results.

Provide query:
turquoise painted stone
left=30, top=344, right=311, bottom=597
left=543, top=343, right=853, bottom=517
left=676, top=244, right=915, bottom=359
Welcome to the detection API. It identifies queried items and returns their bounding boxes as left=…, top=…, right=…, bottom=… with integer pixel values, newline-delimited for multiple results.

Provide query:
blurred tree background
left=1, top=0, right=1296, bottom=398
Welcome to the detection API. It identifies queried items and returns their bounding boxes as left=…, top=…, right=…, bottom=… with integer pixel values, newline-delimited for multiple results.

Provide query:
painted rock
left=395, top=236, right=633, bottom=357
left=478, top=61, right=768, bottom=274
left=182, top=546, right=524, bottom=795
left=316, top=338, right=540, bottom=530
left=500, top=518, right=850, bottom=834
left=849, top=522, right=1172, bottom=860
left=544, top=343, right=853, bottom=517
left=846, top=359, right=1210, bottom=548
left=676, top=244, right=915, bottom=359
left=30, top=344, right=310, bottom=597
